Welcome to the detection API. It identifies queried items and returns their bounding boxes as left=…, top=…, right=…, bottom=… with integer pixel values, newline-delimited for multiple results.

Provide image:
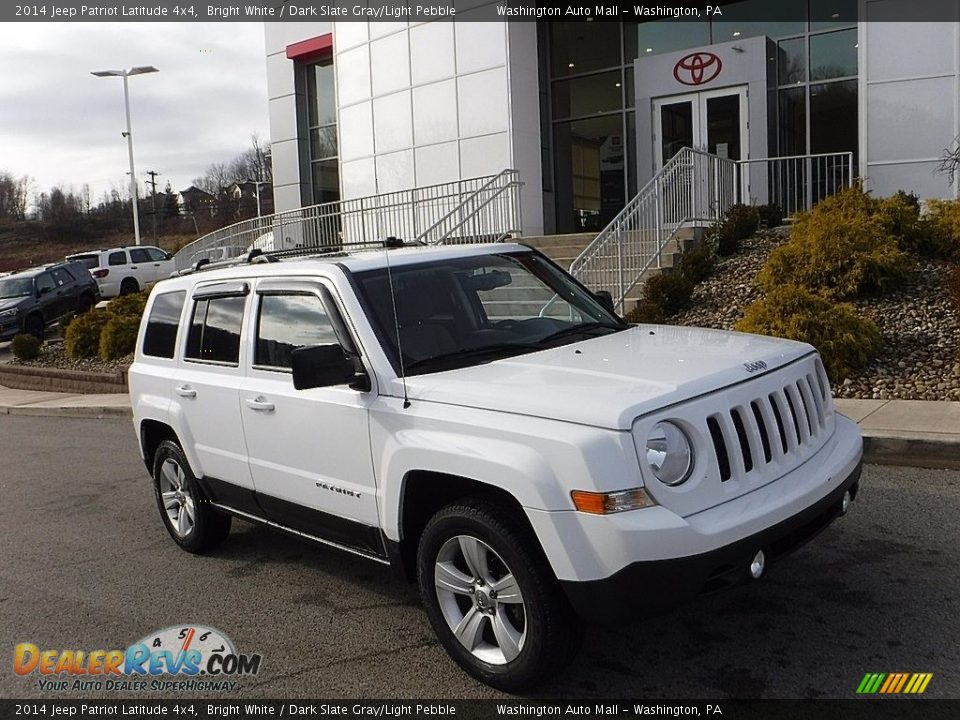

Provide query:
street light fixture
left=91, top=65, right=158, bottom=246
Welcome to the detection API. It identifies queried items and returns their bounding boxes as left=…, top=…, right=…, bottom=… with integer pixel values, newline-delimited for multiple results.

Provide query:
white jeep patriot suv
left=129, top=242, right=863, bottom=690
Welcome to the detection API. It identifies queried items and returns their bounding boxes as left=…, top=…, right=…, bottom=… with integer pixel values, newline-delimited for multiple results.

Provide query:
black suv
left=0, top=262, right=100, bottom=341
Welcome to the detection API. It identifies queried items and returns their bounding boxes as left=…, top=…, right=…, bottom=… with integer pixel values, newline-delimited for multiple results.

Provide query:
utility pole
left=145, top=170, right=161, bottom=243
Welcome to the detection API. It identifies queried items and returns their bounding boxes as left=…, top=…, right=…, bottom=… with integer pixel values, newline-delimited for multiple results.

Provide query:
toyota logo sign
left=673, top=52, right=723, bottom=86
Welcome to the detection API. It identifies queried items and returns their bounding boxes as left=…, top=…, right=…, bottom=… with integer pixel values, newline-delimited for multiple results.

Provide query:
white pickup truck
left=129, top=242, right=863, bottom=690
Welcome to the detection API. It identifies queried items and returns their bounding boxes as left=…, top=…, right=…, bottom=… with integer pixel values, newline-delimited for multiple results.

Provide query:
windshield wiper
left=404, top=342, right=542, bottom=373
left=536, top=322, right=624, bottom=345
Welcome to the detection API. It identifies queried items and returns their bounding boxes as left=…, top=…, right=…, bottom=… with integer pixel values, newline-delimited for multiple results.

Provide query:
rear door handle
left=175, top=385, right=197, bottom=398
left=245, top=396, right=275, bottom=412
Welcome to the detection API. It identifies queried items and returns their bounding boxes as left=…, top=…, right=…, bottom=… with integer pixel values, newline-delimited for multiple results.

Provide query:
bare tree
left=937, top=134, right=960, bottom=186
left=228, top=133, right=273, bottom=184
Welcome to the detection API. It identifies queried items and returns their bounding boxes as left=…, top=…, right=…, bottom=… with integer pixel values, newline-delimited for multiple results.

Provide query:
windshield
left=0, top=277, right=33, bottom=299
left=354, top=251, right=626, bottom=376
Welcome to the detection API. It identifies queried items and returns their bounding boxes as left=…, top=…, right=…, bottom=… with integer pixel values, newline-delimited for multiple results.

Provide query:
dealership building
left=263, top=1, right=960, bottom=238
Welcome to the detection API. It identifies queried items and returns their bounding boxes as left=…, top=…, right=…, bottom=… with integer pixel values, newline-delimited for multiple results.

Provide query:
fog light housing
left=749, top=550, right=765, bottom=579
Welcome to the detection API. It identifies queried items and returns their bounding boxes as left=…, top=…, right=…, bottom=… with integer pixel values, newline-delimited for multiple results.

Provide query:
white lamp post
left=91, top=66, right=158, bottom=246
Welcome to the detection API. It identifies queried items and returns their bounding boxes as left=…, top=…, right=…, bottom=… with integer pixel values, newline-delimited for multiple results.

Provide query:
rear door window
left=108, top=251, right=128, bottom=266
left=142, top=291, right=186, bottom=359
left=185, top=296, right=246, bottom=365
left=51, top=268, right=73, bottom=286
left=129, top=248, right=151, bottom=264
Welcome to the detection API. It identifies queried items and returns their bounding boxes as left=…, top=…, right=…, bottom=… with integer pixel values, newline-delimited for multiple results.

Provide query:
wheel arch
left=391, top=470, right=544, bottom=583
left=139, top=419, right=183, bottom=474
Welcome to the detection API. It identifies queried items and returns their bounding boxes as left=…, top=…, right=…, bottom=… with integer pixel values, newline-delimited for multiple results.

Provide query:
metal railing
left=173, top=171, right=523, bottom=272
left=419, top=169, right=523, bottom=245
left=569, top=147, right=737, bottom=313
left=736, top=152, right=854, bottom=219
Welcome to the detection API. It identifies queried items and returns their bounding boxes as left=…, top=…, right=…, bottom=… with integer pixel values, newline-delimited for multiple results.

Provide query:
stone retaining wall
left=0, top=365, right=128, bottom=394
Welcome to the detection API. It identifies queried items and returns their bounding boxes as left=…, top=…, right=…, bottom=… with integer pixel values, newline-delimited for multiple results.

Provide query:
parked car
left=129, top=242, right=863, bottom=690
left=67, top=245, right=175, bottom=298
left=0, top=261, right=100, bottom=341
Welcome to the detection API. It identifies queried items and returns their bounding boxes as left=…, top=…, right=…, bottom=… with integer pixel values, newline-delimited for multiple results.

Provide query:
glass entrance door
left=653, top=86, right=748, bottom=218
left=653, top=86, right=748, bottom=167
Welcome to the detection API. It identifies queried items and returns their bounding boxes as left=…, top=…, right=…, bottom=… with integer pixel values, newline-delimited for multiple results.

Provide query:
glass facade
left=305, top=60, right=339, bottom=206
left=542, top=2, right=858, bottom=233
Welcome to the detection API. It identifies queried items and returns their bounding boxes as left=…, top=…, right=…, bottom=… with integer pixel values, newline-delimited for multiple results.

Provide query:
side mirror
left=291, top=344, right=355, bottom=390
left=37, top=285, right=51, bottom=297
left=594, top=290, right=616, bottom=315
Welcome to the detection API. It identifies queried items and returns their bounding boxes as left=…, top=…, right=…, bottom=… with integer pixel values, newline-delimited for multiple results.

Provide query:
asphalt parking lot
left=1, top=414, right=958, bottom=700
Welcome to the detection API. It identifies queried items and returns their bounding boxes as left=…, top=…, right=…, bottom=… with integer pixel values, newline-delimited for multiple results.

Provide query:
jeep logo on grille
left=744, top=361, right=768, bottom=373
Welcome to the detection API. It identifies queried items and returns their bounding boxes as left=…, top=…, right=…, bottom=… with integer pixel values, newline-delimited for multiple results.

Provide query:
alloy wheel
left=434, top=535, right=526, bottom=665
left=158, top=458, right=196, bottom=538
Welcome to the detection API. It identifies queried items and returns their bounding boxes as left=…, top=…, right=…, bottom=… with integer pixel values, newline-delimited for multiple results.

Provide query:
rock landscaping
left=10, top=339, right=131, bottom=375
left=671, top=227, right=960, bottom=401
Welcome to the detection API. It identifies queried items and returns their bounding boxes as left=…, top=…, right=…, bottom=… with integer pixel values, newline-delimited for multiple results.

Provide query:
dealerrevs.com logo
left=14, top=625, right=262, bottom=693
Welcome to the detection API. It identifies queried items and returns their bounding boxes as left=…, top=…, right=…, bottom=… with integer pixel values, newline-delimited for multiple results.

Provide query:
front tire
left=152, top=440, right=231, bottom=554
left=24, top=314, right=44, bottom=340
left=417, top=498, right=582, bottom=691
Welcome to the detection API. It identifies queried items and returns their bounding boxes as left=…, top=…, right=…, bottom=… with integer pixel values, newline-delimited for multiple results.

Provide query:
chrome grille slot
left=794, top=380, right=815, bottom=438
left=767, top=392, right=789, bottom=455
left=804, top=373, right=825, bottom=429
left=706, top=415, right=731, bottom=482
left=750, top=400, right=773, bottom=463
left=730, top=408, right=754, bottom=474
left=783, top=385, right=807, bottom=445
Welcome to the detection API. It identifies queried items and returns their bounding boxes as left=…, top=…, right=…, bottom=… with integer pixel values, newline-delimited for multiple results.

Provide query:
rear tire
left=152, top=440, right=231, bottom=554
left=417, top=497, right=583, bottom=691
left=119, top=278, right=139, bottom=296
left=77, top=293, right=94, bottom=314
left=24, top=314, right=44, bottom=341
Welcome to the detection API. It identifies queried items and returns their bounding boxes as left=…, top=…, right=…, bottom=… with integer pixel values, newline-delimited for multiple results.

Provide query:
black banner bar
left=3, top=1, right=960, bottom=23
left=2, top=700, right=959, bottom=720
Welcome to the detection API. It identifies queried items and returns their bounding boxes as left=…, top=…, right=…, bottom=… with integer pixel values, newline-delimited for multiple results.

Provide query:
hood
left=0, top=296, right=28, bottom=313
left=400, top=325, right=814, bottom=430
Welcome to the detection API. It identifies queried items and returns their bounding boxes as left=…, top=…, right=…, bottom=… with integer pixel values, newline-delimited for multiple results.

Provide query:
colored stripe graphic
left=857, top=672, right=932, bottom=694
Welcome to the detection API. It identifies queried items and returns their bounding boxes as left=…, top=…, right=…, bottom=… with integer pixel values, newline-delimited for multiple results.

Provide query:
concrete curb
left=1, top=405, right=132, bottom=419
left=862, top=433, right=960, bottom=471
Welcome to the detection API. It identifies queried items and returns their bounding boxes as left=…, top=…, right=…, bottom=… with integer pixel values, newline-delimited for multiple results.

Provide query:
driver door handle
left=245, top=396, right=275, bottom=412
left=175, top=385, right=196, bottom=398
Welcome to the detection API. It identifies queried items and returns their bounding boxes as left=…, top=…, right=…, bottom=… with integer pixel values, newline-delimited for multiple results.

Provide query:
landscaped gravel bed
left=671, top=227, right=960, bottom=401
left=10, top=340, right=131, bottom=375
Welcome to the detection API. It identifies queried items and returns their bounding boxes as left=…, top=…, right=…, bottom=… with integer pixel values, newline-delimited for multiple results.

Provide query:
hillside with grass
left=0, top=220, right=194, bottom=273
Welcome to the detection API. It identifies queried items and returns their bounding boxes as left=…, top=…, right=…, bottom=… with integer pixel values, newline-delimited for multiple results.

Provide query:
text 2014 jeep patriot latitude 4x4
left=129, top=242, right=863, bottom=690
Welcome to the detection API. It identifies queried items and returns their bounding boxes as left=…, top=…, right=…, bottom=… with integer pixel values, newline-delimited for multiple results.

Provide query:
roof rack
left=173, top=237, right=422, bottom=277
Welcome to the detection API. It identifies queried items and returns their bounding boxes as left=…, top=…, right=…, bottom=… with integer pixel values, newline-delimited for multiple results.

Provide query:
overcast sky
left=0, top=23, right=269, bottom=206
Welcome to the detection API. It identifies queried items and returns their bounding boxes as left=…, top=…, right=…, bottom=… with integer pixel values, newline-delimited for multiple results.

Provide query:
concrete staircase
left=519, top=228, right=705, bottom=313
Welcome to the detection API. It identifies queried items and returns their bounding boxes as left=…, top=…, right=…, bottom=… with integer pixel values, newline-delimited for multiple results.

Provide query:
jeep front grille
left=706, top=363, right=830, bottom=482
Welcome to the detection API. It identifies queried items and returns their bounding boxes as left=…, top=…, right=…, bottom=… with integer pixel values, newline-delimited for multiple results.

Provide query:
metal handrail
left=569, top=147, right=737, bottom=312
left=174, top=170, right=523, bottom=272
left=735, top=151, right=854, bottom=219
left=417, top=169, right=522, bottom=245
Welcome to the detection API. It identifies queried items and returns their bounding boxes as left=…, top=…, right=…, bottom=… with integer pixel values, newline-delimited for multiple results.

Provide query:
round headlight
left=646, top=421, right=694, bottom=486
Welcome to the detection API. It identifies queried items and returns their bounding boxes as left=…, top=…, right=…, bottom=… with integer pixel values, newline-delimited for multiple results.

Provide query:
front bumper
left=523, top=413, right=863, bottom=624
left=561, top=458, right=861, bottom=624
left=0, top=318, right=23, bottom=340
